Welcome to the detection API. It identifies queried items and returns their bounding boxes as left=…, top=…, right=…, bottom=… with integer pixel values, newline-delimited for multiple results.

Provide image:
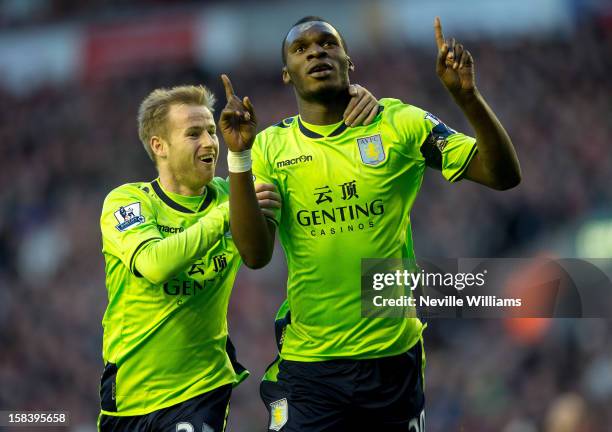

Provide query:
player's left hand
left=343, top=84, right=379, bottom=127
left=255, top=183, right=281, bottom=218
left=434, top=17, right=476, bottom=98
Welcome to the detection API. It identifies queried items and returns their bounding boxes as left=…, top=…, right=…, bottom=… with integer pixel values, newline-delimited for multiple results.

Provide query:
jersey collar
left=296, top=105, right=384, bottom=139
left=297, top=116, right=347, bottom=139
left=151, top=179, right=215, bottom=213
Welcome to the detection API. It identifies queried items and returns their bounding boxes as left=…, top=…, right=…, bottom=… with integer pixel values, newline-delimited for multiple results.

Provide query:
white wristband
left=227, top=149, right=252, bottom=173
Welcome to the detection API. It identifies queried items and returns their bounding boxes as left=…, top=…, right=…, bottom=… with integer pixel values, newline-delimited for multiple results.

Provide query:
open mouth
left=308, top=63, right=334, bottom=76
left=199, top=155, right=215, bottom=164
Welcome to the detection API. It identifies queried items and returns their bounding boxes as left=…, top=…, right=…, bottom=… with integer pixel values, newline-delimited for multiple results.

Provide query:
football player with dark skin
left=221, top=17, right=521, bottom=267
left=220, top=16, right=521, bottom=431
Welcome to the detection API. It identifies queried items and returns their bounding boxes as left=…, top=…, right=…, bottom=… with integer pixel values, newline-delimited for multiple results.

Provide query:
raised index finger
left=434, top=16, right=445, bottom=50
left=221, top=74, right=236, bottom=101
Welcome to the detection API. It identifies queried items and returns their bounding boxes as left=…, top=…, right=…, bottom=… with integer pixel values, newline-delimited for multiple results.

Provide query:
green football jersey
left=100, top=177, right=247, bottom=416
left=252, top=98, right=477, bottom=361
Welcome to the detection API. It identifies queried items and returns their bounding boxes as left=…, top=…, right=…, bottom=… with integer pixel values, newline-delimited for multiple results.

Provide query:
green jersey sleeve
left=101, top=184, right=231, bottom=284
left=134, top=202, right=229, bottom=284
left=252, top=133, right=282, bottom=224
left=383, top=98, right=477, bottom=182
left=101, top=184, right=162, bottom=274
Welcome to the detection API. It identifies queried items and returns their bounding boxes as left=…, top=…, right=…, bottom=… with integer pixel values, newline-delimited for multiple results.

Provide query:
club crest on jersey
left=357, top=134, right=386, bottom=166
left=269, top=398, right=288, bottom=431
left=114, top=202, right=145, bottom=231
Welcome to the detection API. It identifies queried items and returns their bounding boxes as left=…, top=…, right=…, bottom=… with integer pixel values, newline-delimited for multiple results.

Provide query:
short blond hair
left=137, top=85, right=216, bottom=162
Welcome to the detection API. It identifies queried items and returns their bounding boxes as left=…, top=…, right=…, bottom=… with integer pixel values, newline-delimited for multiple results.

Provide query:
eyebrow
left=288, top=30, right=338, bottom=47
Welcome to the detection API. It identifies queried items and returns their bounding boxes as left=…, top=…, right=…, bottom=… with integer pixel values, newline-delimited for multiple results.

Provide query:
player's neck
left=158, top=171, right=206, bottom=197
left=297, top=91, right=350, bottom=125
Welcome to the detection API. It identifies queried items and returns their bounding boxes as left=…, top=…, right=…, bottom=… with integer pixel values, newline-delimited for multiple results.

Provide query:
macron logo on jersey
left=114, top=202, right=145, bottom=231
left=276, top=154, right=313, bottom=169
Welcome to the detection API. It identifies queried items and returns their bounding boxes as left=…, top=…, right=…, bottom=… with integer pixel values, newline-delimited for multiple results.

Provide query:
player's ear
left=282, top=66, right=292, bottom=85
left=347, top=56, right=355, bottom=72
left=150, top=136, right=167, bottom=159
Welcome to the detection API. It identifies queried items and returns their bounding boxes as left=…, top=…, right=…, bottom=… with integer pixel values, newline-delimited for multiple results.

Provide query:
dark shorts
left=98, top=384, right=231, bottom=432
left=260, top=341, right=425, bottom=432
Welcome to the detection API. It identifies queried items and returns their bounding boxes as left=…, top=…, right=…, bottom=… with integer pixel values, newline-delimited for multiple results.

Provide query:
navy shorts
left=261, top=341, right=425, bottom=432
left=99, top=384, right=231, bottom=432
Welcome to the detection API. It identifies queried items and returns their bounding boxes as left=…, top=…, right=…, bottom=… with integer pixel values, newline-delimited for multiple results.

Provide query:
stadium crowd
left=0, top=16, right=610, bottom=431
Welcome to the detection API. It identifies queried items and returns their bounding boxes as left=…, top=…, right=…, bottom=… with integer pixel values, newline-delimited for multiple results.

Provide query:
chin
left=304, top=79, right=346, bottom=100
left=195, top=169, right=214, bottom=188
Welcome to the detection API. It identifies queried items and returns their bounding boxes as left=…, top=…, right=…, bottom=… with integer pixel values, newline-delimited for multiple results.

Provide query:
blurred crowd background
left=0, top=0, right=611, bottom=431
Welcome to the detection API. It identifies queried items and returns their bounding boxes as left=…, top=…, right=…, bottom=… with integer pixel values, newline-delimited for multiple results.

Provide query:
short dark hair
left=281, top=16, right=348, bottom=64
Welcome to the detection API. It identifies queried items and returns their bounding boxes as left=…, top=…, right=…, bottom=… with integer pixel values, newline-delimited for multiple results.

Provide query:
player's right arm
left=101, top=185, right=230, bottom=284
left=219, top=74, right=278, bottom=269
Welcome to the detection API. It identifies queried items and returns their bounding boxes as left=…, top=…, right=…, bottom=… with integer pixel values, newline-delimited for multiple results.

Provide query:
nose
left=201, top=131, right=217, bottom=148
left=306, top=44, right=326, bottom=60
